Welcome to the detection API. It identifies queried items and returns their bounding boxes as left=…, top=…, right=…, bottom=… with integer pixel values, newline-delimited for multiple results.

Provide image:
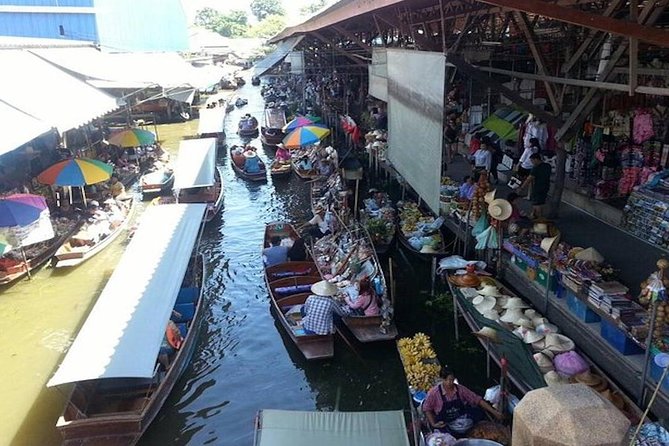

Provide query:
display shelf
left=500, top=260, right=669, bottom=419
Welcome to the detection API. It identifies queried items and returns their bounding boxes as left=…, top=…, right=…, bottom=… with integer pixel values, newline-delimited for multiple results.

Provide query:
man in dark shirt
left=520, top=153, right=551, bottom=218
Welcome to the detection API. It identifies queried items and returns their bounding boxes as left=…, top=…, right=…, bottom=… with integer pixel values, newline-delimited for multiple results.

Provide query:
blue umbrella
left=0, top=194, right=48, bottom=228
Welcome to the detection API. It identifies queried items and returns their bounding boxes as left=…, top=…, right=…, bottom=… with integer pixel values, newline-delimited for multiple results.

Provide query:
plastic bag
left=408, top=236, right=423, bottom=250
left=472, top=213, right=489, bottom=237
left=436, top=256, right=487, bottom=275
left=475, top=226, right=493, bottom=249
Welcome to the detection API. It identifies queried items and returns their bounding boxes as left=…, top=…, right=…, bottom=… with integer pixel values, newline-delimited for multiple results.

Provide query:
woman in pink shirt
left=344, top=278, right=380, bottom=316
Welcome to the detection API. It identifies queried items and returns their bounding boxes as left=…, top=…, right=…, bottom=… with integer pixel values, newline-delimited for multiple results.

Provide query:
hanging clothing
left=633, top=109, right=655, bottom=144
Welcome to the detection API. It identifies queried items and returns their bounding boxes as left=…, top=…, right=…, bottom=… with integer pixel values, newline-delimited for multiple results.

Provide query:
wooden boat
left=198, top=107, right=226, bottom=150
left=53, top=200, right=135, bottom=268
left=263, top=222, right=334, bottom=360
left=140, top=168, right=174, bottom=197
left=230, top=146, right=267, bottom=182
left=260, top=108, right=286, bottom=148
left=270, top=160, right=292, bottom=178
left=291, top=158, right=320, bottom=180
left=396, top=201, right=447, bottom=260
left=235, top=97, right=248, bottom=107
left=0, top=218, right=82, bottom=286
left=238, top=116, right=259, bottom=137
left=359, top=195, right=396, bottom=256
left=48, top=204, right=207, bottom=446
left=311, top=220, right=398, bottom=343
left=178, top=166, right=224, bottom=222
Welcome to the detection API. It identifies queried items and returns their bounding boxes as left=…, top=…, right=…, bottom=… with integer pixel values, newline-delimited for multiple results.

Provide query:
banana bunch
left=398, top=333, right=440, bottom=391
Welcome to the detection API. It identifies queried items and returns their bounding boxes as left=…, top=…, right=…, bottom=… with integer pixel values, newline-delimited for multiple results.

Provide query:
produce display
left=639, top=261, right=669, bottom=353
left=398, top=201, right=444, bottom=251
left=471, top=173, right=491, bottom=220
left=398, top=332, right=441, bottom=391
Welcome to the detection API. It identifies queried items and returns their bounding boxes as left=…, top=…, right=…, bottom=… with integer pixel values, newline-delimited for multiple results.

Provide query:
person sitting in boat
left=263, top=236, right=289, bottom=267
left=275, top=144, right=291, bottom=163
left=423, top=367, right=503, bottom=436
left=302, top=281, right=349, bottom=335
left=109, top=174, right=125, bottom=199
left=287, top=238, right=307, bottom=261
left=301, top=205, right=330, bottom=239
left=158, top=319, right=183, bottom=369
left=243, top=150, right=261, bottom=173
left=318, top=160, right=333, bottom=177
left=344, top=278, right=380, bottom=316
left=297, top=155, right=313, bottom=171
left=232, top=146, right=246, bottom=167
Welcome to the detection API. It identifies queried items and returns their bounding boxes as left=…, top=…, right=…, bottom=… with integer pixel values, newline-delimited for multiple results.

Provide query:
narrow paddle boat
left=230, top=146, right=267, bottom=182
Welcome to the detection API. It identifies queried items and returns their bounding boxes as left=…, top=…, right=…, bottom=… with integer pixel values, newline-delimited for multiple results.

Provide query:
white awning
left=255, top=410, right=410, bottom=446
left=253, top=36, right=304, bottom=77
left=47, top=204, right=206, bottom=387
left=198, top=107, right=226, bottom=135
left=173, top=138, right=217, bottom=189
left=0, top=100, right=52, bottom=156
left=0, top=50, right=119, bottom=134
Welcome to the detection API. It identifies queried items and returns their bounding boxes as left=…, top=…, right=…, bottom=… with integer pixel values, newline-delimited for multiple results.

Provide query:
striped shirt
left=302, top=295, right=348, bottom=335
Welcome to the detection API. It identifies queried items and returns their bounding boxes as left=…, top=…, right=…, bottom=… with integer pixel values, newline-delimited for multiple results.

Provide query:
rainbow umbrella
left=37, top=158, right=113, bottom=187
left=282, top=125, right=331, bottom=149
left=0, top=194, right=48, bottom=228
left=108, top=128, right=156, bottom=147
left=282, top=116, right=314, bottom=133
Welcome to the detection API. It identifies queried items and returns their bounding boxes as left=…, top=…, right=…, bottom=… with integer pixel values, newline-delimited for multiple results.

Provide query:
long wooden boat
left=396, top=201, right=447, bottom=261
left=260, top=108, right=286, bottom=148
left=292, top=158, right=320, bottom=180
left=177, top=166, right=224, bottom=222
left=238, top=116, right=259, bottom=137
left=48, top=204, right=207, bottom=446
left=359, top=194, right=396, bottom=256
left=270, top=160, right=292, bottom=178
left=311, top=220, right=398, bottom=343
left=230, top=147, right=267, bottom=182
left=53, top=200, right=136, bottom=268
left=140, top=168, right=174, bottom=197
left=263, top=222, right=334, bottom=360
left=0, top=218, right=83, bottom=286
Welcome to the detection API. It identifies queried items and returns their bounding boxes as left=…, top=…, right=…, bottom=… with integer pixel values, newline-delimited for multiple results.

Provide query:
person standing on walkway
left=519, top=153, right=551, bottom=218
left=471, top=140, right=492, bottom=174
left=517, top=137, right=541, bottom=179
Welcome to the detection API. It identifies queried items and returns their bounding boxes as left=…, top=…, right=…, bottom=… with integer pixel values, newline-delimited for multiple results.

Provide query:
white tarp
left=0, top=208, right=55, bottom=251
left=0, top=100, right=52, bottom=156
left=387, top=49, right=445, bottom=214
left=253, top=36, right=304, bottom=77
left=47, top=203, right=206, bottom=386
left=0, top=50, right=119, bottom=134
left=173, top=138, right=217, bottom=189
left=255, top=410, right=410, bottom=446
left=198, top=107, right=226, bottom=135
left=369, top=48, right=388, bottom=101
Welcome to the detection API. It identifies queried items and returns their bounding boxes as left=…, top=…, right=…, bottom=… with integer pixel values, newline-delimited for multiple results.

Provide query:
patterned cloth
left=423, top=383, right=483, bottom=415
left=302, top=295, right=348, bottom=335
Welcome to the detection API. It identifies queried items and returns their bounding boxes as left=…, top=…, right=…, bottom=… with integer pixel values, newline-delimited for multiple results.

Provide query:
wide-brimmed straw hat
left=484, top=190, right=497, bottom=204
left=523, top=329, right=545, bottom=344
left=478, top=284, right=503, bottom=297
left=533, top=223, right=549, bottom=235
left=482, top=309, right=500, bottom=321
left=243, top=150, right=257, bottom=158
left=524, top=309, right=539, bottom=320
left=541, top=234, right=561, bottom=253
left=478, top=276, right=497, bottom=287
left=534, top=351, right=555, bottom=373
left=515, top=317, right=534, bottom=328
left=536, top=322, right=559, bottom=335
left=311, top=280, right=339, bottom=297
left=574, top=371, right=608, bottom=392
left=502, top=297, right=530, bottom=309
left=473, top=295, right=497, bottom=313
left=544, top=371, right=569, bottom=386
left=575, top=247, right=605, bottom=263
left=500, top=308, right=525, bottom=324
left=542, top=333, right=575, bottom=353
left=532, top=317, right=549, bottom=327
left=488, top=199, right=513, bottom=221
left=473, top=326, right=501, bottom=343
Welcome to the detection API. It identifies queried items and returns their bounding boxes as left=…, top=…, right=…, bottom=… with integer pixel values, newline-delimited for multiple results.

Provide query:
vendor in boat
left=109, top=174, right=125, bottom=199
left=287, top=238, right=307, bottom=261
left=232, top=146, right=246, bottom=167
left=243, top=150, right=261, bottom=173
left=343, top=278, right=380, bottom=316
left=275, top=144, right=291, bottom=163
left=423, top=367, right=503, bottom=435
left=263, top=236, right=289, bottom=266
left=302, top=280, right=349, bottom=335
left=300, top=205, right=330, bottom=239
left=318, top=159, right=333, bottom=177
left=459, top=175, right=476, bottom=200
left=158, top=319, right=184, bottom=369
left=297, top=155, right=313, bottom=171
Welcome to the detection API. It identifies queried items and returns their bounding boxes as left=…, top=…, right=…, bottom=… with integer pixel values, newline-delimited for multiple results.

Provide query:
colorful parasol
left=282, top=125, right=331, bottom=149
left=108, top=128, right=156, bottom=147
left=0, top=194, right=48, bottom=227
left=282, top=116, right=314, bottom=133
left=37, top=158, right=113, bottom=187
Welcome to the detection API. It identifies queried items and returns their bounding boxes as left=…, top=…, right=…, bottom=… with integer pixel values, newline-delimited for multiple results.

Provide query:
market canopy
left=253, top=36, right=304, bottom=77
left=198, top=107, right=226, bottom=135
left=0, top=50, right=119, bottom=135
left=47, top=203, right=206, bottom=387
left=173, top=138, right=217, bottom=189
left=254, top=410, right=410, bottom=446
left=0, top=99, right=52, bottom=156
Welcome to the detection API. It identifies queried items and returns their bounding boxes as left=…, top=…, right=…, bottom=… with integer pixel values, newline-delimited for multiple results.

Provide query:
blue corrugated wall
left=0, top=1, right=93, bottom=6
left=0, top=12, right=97, bottom=40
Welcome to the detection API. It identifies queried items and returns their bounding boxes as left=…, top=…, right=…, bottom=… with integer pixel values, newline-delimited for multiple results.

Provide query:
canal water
left=1, top=72, right=489, bottom=446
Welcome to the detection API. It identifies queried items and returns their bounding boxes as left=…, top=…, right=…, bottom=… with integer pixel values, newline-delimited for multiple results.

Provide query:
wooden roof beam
left=310, top=31, right=368, bottom=66
left=476, top=0, right=669, bottom=48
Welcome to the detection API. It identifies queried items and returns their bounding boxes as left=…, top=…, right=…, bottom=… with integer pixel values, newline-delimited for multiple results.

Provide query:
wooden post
left=354, top=179, right=360, bottom=220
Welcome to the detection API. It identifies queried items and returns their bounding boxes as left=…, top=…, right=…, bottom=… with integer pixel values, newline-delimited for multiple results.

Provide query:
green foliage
left=250, top=0, right=285, bottom=21
left=194, top=8, right=249, bottom=38
left=299, top=0, right=328, bottom=16
left=247, top=15, right=285, bottom=39
left=424, top=292, right=454, bottom=314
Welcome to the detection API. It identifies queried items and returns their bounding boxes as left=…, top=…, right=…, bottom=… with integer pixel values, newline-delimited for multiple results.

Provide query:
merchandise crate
left=600, top=319, right=644, bottom=356
left=566, top=291, right=600, bottom=323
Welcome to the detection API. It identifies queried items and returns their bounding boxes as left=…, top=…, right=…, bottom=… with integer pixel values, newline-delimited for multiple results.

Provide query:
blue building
left=0, top=0, right=188, bottom=52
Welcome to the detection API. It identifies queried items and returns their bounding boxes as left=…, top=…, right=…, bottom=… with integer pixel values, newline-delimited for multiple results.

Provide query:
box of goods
left=600, top=318, right=644, bottom=356
left=566, top=291, right=601, bottom=323
left=536, top=267, right=558, bottom=292
left=649, top=347, right=669, bottom=392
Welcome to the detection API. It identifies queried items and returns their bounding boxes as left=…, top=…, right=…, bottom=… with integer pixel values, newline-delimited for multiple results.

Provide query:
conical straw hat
left=311, top=280, right=339, bottom=296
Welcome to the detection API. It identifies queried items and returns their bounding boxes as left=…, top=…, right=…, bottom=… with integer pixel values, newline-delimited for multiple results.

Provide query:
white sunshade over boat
left=174, top=137, right=217, bottom=189
left=0, top=100, right=52, bottom=156
left=253, top=36, right=304, bottom=77
left=255, top=410, right=410, bottom=446
left=47, top=203, right=206, bottom=387
left=198, top=107, right=226, bottom=135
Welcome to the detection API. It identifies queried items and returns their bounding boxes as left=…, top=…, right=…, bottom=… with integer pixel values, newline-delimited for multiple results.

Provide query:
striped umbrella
left=108, top=128, right=156, bottom=147
left=282, top=125, right=331, bottom=149
left=37, top=158, right=113, bottom=187
left=282, top=116, right=314, bottom=133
